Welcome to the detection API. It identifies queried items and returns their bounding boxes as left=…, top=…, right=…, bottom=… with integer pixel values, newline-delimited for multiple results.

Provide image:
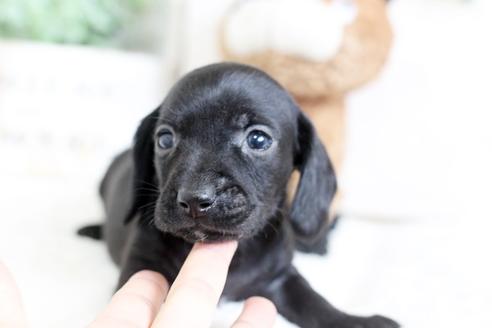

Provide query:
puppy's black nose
left=177, top=188, right=215, bottom=218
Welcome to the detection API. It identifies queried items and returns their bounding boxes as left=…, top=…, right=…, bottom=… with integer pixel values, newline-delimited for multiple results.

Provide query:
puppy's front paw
left=333, top=314, right=400, bottom=328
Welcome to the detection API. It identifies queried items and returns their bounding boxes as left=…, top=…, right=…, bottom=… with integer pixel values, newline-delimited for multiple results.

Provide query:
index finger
left=151, top=241, right=238, bottom=328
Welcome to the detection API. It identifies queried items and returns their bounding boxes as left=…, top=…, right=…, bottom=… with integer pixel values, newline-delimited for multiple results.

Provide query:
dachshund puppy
left=79, top=63, right=399, bottom=328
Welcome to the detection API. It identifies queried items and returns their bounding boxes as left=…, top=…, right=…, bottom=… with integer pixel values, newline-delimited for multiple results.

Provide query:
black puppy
left=79, top=63, right=399, bottom=328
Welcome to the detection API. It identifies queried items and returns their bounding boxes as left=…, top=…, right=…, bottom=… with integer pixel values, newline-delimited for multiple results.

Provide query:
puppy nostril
left=178, top=201, right=189, bottom=210
left=177, top=188, right=216, bottom=217
left=199, top=201, right=213, bottom=209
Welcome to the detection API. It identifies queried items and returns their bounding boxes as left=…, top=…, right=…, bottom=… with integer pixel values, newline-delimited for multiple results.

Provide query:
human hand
left=88, top=241, right=277, bottom=328
left=0, top=241, right=276, bottom=328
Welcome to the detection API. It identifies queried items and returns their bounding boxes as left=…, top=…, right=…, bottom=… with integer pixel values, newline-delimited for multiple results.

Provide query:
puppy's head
left=129, top=63, right=336, bottom=243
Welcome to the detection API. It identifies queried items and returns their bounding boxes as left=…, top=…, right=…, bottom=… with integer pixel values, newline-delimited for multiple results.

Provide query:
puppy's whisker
left=135, top=179, right=160, bottom=189
left=138, top=202, right=157, bottom=211
left=134, top=194, right=159, bottom=199
left=135, top=186, right=160, bottom=192
left=140, top=207, right=156, bottom=226
left=134, top=191, right=159, bottom=197
left=146, top=215, right=156, bottom=227
left=135, top=190, right=159, bottom=196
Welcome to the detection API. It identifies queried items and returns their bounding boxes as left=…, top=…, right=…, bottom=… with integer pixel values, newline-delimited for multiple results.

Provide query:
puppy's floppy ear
left=290, top=113, right=337, bottom=238
left=124, top=107, right=160, bottom=224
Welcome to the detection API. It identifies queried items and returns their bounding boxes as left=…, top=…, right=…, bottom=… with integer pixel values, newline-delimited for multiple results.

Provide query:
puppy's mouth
left=176, top=225, right=241, bottom=243
left=154, top=187, right=257, bottom=242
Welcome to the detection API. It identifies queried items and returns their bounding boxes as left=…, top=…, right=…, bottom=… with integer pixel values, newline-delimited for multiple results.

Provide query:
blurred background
left=0, top=0, right=491, bottom=327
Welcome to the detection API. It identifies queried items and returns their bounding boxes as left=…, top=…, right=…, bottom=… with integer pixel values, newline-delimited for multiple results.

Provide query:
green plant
left=0, top=0, right=151, bottom=46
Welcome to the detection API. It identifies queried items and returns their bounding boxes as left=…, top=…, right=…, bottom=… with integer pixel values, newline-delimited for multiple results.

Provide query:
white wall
left=343, top=0, right=492, bottom=221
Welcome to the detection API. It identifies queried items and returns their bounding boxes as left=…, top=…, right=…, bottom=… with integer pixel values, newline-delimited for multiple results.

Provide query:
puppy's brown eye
left=157, top=130, right=174, bottom=149
left=247, top=130, right=272, bottom=151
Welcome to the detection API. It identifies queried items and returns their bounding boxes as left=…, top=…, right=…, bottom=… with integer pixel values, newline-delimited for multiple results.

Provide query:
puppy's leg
left=261, top=267, right=399, bottom=328
left=115, top=228, right=189, bottom=289
left=117, top=251, right=165, bottom=289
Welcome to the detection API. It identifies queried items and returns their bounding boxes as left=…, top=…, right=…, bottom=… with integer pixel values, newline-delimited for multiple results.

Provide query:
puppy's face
left=149, top=66, right=298, bottom=242
left=131, top=64, right=336, bottom=244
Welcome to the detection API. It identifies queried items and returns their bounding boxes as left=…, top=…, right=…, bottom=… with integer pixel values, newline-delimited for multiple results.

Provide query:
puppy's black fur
left=80, top=63, right=398, bottom=328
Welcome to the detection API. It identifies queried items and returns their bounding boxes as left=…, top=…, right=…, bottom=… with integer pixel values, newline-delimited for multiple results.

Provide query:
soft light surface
left=1, top=0, right=492, bottom=327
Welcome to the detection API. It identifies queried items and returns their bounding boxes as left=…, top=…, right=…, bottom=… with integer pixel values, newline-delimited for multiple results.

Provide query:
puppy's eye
left=246, top=130, right=272, bottom=151
left=157, top=130, right=174, bottom=149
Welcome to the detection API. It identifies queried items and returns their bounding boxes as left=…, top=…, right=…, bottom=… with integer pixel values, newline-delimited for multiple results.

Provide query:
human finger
left=231, top=297, right=277, bottom=328
left=151, top=241, right=238, bottom=328
left=88, top=270, right=168, bottom=328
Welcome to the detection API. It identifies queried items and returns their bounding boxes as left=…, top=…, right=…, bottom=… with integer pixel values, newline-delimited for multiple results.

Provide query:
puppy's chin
left=155, top=223, right=243, bottom=243
left=176, top=229, right=241, bottom=243
left=152, top=213, right=261, bottom=243
left=153, top=200, right=264, bottom=242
